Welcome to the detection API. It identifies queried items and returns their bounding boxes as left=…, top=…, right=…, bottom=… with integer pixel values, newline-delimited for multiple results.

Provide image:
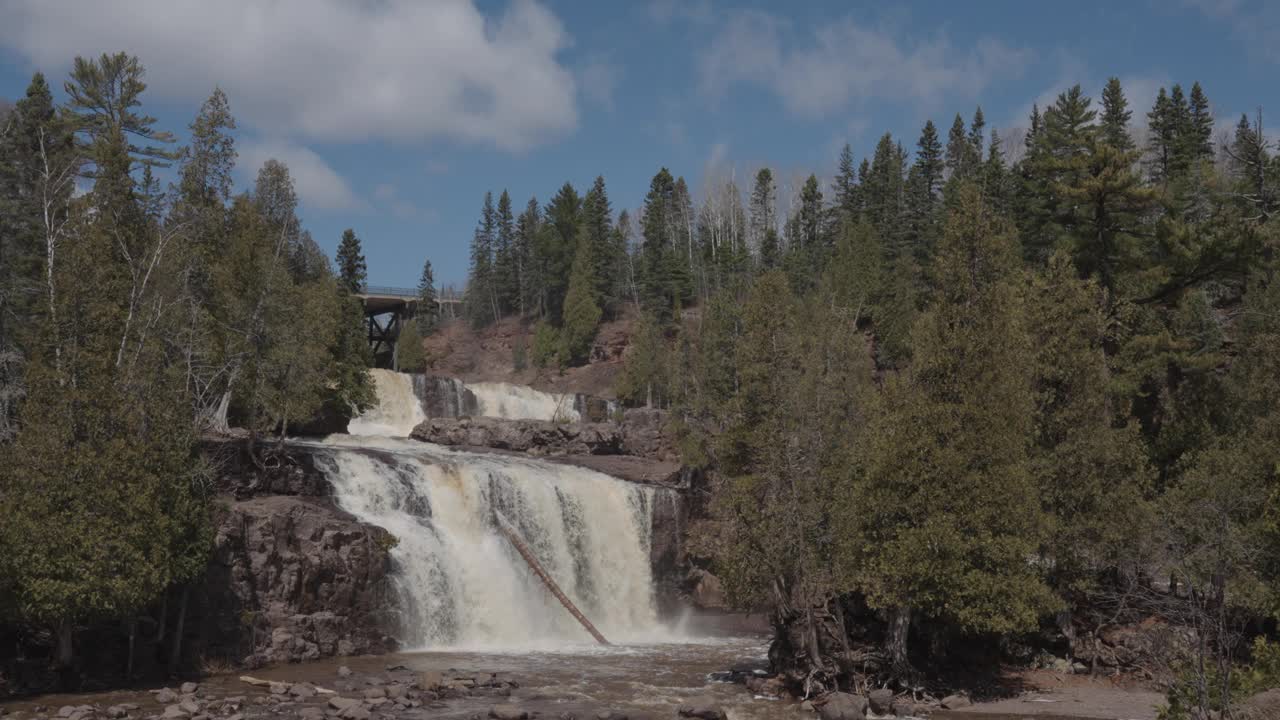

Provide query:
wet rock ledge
left=408, top=408, right=688, bottom=487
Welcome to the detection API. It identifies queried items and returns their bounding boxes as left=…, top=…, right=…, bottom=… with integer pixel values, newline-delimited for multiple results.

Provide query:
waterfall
left=347, top=369, right=425, bottom=437
left=315, top=370, right=672, bottom=649
left=466, top=381, right=580, bottom=422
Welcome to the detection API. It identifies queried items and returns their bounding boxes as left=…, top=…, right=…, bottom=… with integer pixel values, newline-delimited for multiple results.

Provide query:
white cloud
left=238, top=140, right=361, bottom=211
left=0, top=0, right=579, bottom=151
left=579, top=57, right=620, bottom=111
left=698, top=10, right=1029, bottom=117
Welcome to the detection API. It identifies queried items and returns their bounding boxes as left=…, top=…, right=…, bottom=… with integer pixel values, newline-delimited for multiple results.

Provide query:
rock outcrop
left=197, top=494, right=397, bottom=667
left=409, top=407, right=676, bottom=461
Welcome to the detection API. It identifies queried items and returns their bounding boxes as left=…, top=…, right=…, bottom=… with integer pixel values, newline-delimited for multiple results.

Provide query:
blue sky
left=1, top=0, right=1277, bottom=287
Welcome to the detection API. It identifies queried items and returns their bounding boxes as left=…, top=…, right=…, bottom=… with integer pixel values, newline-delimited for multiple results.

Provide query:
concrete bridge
left=358, top=285, right=461, bottom=368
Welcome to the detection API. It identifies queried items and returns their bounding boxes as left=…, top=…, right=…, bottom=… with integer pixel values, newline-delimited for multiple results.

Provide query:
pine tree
left=833, top=143, right=859, bottom=219
left=515, top=196, right=541, bottom=316
left=493, top=190, right=517, bottom=315
left=1028, top=251, right=1153, bottom=600
left=335, top=228, right=367, bottom=294
left=560, top=231, right=602, bottom=366
left=640, top=168, right=679, bottom=320
left=415, top=259, right=438, bottom=335
left=866, top=133, right=905, bottom=254
left=968, top=107, right=986, bottom=166
left=1186, top=82, right=1214, bottom=165
left=1146, top=87, right=1172, bottom=183
left=1100, top=77, right=1134, bottom=152
left=466, top=192, right=498, bottom=327
left=843, top=186, right=1051, bottom=673
left=540, top=183, right=581, bottom=323
left=749, top=168, right=779, bottom=268
left=580, top=176, right=616, bottom=313
left=944, top=113, right=971, bottom=181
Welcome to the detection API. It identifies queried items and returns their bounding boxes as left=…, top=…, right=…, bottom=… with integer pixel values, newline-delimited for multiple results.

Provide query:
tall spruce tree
left=416, top=259, right=438, bottom=335
left=466, top=192, right=498, bottom=327
left=335, top=228, right=367, bottom=294
left=493, top=190, right=517, bottom=314
left=842, top=186, right=1051, bottom=674
left=1100, top=77, right=1134, bottom=152
left=749, top=168, right=779, bottom=268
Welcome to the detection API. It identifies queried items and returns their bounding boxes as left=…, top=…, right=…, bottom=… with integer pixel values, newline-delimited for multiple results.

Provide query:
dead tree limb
left=493, top=508, right=610, bottom=645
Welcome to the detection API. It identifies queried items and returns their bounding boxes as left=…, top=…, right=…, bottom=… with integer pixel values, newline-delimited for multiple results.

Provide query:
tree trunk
left=155, top=591, right=168, bottom=642
left=888, top=606, right=912, bottom=676
left=493, top=509, right=609, bottom=645
left=169, top=585, right=189, bottom=668
left=56, top=622, right=74, bottom=668
left=126, top=618, right=137, bottom=679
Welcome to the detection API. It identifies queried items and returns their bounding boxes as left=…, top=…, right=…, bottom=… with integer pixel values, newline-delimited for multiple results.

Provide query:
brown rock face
left=408, top=407, right=675, bottom=462
left=198, top=495, right=396, bottom=667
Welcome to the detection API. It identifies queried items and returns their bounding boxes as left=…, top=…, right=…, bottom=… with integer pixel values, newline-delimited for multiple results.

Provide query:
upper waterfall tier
left=349, top=369, right=618, bottom=436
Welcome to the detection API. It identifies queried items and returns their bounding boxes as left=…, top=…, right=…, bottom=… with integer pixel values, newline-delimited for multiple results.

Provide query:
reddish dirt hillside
left=420, top=310, right=635, bottom=398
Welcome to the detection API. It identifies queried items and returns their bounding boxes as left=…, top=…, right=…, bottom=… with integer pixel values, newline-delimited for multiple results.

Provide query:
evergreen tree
left=539, top=183, right=581, bottom=323
left=560, top=230, right=602, bottom=365
left=415, top=259, right=438, bottom=335
left=466, top=192, right=498, bottom=327
left=493, top=190, right=517, bottom=314
left=1100, top=77, right=1134, bottom=152
left=968, top=107, right=986, bottom=167
left=833, top=143, right=859, bottom=218
left=515, top=196, right=541, bottom=316
left=865, top=133, right=906, bottom=254
left=944, top=113, right=971, bottom=181
left=749, top=168, right=779, bottom=268
left=1186, top=82, right=1214, bottom=165
left=842, top=186, right=1052, bottom=674
left=335, top=228, right=367, bottom=294
left=580, top=176, right=616, bottom=313
left=1028, top=251, right=1153, bottom=601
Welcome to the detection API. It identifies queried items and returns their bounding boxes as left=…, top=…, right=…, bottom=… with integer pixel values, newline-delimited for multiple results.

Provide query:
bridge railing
left=361, top=285, right=463, bottom=303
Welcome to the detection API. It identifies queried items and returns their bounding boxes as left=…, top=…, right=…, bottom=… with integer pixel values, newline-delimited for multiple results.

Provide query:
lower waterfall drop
left=321, top=369, right=671, bottom=650
left=319, top=440, right=664, bottom=649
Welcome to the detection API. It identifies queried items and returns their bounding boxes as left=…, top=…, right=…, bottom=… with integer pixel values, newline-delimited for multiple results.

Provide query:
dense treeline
left=464, top=78, right=1280, bottom=715
left=0, top=54, right=373, bottom=671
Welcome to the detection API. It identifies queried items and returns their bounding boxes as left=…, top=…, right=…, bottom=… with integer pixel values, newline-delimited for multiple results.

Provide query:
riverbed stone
left=290, top=684, right=317, bottom=699
left=817, top=692, right=866, bottom=720
left=160, top=706, right=187, bottom=719
left=361, top=688, right=385, bottom=700
left=676, top=698, right=727, bottom=720
left=179, top=683, right=199, bottom=695
left=940, top=694, right=969, bottom=709
left=488, top=705, right=527, bottom=720
left=328, top=698, right=359, bottom=711
left=868, top=689, right=893, bottom=715
left=338, top=667, right=353, bottom=678
left=154, top=690, right=177, bottom=705
left=337, top=706, right=370, bottom=720
left=177, top=702, right=199, bottom=716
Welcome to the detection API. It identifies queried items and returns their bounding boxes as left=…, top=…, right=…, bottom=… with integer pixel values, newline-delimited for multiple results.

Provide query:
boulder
left=868, top=689, right=893, bottom=716
left=160, top=706, right=188, bottom=719
left=817, top=692, right=867, bottom=720
left=417, top=671, right=444, bottom=691
left=361, top=688, right=385, bottom=700
left=328, top=697, right=360, bottom=711
left=337, top=705, right=370, bottom=720
left=940, top=694, right=970, bottom=710
left=289, top=683, right=317, bottom=699
left=178, top=701, right=200, bottom=715
left=155, top=690, right=178, bottom=705
left=677, top=698, right=727, bottom=720
left=1239, top=688, right=1280, bottom=720
left=338, top=666, right=353, bottom=678
left=488, top=705, right=528, bottom=720
left=179, top=683, right=199, bottom=695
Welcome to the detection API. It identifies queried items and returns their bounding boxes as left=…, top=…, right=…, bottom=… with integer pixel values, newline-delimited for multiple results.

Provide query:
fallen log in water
left=493, top=508, right=610, bottom=645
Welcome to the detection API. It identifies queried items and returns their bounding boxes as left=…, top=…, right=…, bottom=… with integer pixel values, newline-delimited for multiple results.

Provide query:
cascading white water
left=467, top=381, right=580, bottom=422
left=347, top=369, right=426, bottom=436
left=317, top=369, right=671, bottom=650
